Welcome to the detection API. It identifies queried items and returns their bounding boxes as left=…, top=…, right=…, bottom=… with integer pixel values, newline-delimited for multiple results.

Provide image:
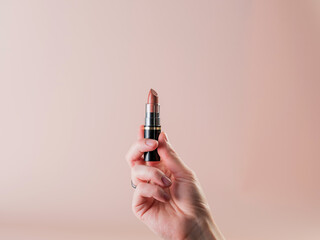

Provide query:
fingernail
left=161, top=176, right=172, bottom=186
left=163, top=132, right=169, bottom=142
left=163, top=192, right=170, bottom=201
left=145, top=139, right=156, bottom=146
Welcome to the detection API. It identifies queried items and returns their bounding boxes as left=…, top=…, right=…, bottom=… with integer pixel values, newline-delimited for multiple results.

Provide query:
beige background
left=0, top=1, right=320, bottom=239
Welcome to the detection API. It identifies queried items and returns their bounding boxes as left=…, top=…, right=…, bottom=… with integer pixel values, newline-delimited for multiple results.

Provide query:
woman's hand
left=126, top=125, right=224, bottom=240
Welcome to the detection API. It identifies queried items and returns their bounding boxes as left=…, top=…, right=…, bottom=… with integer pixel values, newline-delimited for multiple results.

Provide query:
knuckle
left=132, top=164, right=138, bottom=173
left=147, top=166, right=157, bottom=175
left=125, top=143, right=136, bottom=162
left=130, top=169, right=135, bottom=179
left=136, top=140, right=147, bottom=153
left=132, top=205, right=143, bottom=220
left=132, top=141, right=140, bottom=150
left=168, top=147, right=178, bottom=158
left=135, top=182, right=146, bottom=193
left=138, top=138, right=145, bottom=147
left=131, top=165, right=141, bottom=178
left=148, top=167, right=162, bottom=179
left=186, top=169, right=197, bottom=180
left=132, top=164, right=143, bottom=177
left=154, top=186, right=163, bottom=196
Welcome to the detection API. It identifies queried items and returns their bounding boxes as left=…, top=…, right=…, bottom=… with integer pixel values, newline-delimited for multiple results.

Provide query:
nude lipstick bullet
left=144, top=89, right=161, bottom=162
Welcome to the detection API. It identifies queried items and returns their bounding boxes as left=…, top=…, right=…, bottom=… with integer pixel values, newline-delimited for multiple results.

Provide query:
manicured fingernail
left=145, top=139, right=156, bottom=146
left=163, top=192, right=170, bottom=201
left=161, top=176, right=172, bottom=186
left=163, top=132, right=169, bottom=142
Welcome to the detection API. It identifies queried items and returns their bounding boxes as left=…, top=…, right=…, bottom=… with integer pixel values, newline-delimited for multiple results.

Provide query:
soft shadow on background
left=0, top=1, right=319, bottom=240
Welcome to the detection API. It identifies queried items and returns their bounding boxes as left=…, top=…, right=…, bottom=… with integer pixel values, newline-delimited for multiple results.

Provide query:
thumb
left=157, top=132, right=191, bottom=176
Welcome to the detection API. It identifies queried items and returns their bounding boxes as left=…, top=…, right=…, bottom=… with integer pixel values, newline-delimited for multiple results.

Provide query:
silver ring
left=131, top=180, right=137, bottom=189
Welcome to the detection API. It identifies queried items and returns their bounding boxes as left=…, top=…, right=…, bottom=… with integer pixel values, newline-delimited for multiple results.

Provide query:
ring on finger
left=131, top=180, right=137, bottom=189
left=131, top=179, right=150, bottom=189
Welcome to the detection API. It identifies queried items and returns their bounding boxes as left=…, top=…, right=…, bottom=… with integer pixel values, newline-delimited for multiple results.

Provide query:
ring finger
left=131, top=165, right=172, bottom=188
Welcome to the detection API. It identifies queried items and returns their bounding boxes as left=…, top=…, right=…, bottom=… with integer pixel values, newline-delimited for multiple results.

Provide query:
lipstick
left=144, top=89, right=161, bottom=162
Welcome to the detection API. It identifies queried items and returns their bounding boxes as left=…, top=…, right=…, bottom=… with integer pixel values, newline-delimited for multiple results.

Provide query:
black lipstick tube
left=144, top=103, right=161, bottom=161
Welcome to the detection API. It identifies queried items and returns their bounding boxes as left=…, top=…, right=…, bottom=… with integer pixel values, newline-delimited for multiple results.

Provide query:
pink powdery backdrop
left=0, top=1, right=319, bottom=239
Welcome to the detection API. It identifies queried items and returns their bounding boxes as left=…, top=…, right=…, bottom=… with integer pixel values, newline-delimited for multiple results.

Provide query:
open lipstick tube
left=144, top=89, right=161, bottom=162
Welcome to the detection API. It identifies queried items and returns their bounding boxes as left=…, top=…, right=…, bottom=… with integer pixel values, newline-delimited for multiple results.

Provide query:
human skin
left=126, top=125, right=225, bottom=240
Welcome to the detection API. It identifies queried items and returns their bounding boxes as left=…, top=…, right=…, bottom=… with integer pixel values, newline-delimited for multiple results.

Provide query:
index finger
left=126, top=138, right=158, bottom=167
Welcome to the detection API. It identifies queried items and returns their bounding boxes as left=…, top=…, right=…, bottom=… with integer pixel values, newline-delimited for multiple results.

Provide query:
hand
left=126, top=125, right=225, bottom=240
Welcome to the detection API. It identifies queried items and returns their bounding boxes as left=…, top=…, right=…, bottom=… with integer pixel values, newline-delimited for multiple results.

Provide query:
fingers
left=132, top=165, right=172, bottom=188
left=133, top=183, right=170, bottom=210
left=126, top=138, right=158, bottom=167
left=128, top=126, right=191, bottom=177
left=157, top=132, right=191, bottom=176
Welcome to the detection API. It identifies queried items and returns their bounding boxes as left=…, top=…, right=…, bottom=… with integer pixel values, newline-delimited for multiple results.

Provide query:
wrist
left=184, top=218, right=224, bottom=240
